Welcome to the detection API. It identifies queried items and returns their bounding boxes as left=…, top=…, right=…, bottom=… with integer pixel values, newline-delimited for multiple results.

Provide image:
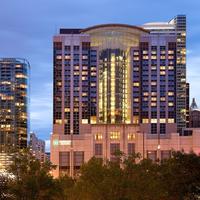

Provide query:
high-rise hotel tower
left=51, top=15, right=198, bottom=177
left=0, top=58, right=30, bottom=170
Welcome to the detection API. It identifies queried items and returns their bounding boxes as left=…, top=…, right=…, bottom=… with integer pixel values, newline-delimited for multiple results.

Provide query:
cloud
left=187, top=55, right=200, bottom=105
left=30, top=82, right=52, bottom=139
left=45, top=140, right=50, bottom=153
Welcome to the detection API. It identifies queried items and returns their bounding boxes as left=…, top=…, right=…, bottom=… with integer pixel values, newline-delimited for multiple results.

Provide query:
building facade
left=189, top=98, right=200, bottom=128
left=51, top=15, right=200, bottom=177
left=29, top=132, right=46, bottom=163
left=0, top=58, right=30, bottom=170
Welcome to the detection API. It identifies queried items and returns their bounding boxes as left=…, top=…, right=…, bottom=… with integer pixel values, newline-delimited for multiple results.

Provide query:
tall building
left=0, top=58, right=30, bottom=170
left=29, top=132, right=46, bottom=163
left=51, top=15, right=200, bottom=177
left=142, top=15, right=187, bottom=133
left=189, top=98, right=200, bottom=128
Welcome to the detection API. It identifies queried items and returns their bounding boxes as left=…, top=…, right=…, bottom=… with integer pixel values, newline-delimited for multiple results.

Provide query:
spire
left=190, top=98, right=198, bottom=110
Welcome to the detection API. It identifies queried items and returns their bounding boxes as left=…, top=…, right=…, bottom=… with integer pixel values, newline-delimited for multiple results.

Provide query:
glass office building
left=0, top=58, right=30, bottom=170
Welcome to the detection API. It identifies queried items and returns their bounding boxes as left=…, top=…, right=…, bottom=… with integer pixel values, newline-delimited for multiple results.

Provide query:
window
left=161, top=151, right=171, bottom=160
left=160, top=124, right=166, bottom=134
left=95, top=144, right=103, bottom=156
left=151, top=124, right=157, bottom=134
left=110, top=132, right=120, bottom=140
left=110, top=143, right=120, bottom=155
left=128, top=133, right=136, bottom=140
left=128, top=143, right=135, bottom=155
left=147, top=151, right=157, bottom=162
left=59, top=152, right=70, bottom=166
left=74, top=151, right=84, bottom=166
left=95, top=133, right=103, bottom=140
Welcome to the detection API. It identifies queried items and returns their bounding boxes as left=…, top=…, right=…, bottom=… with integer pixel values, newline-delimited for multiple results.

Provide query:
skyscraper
left=51, top=15, right=199, bottom=177
left=0, top=58, right=30, bottom=170
left=143, top=15, right=187, bottom=133
left=29, top=132, right=46, bottom=163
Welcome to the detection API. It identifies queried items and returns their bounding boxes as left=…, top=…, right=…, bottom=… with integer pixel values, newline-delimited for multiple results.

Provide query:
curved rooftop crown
left=81, top=23, right=149, bottom=34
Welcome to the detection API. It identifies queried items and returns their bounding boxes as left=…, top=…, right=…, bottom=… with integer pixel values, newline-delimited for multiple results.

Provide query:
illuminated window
left=168, top=118, right=174, bottom=123
left=91, top=72, right=96, bottom=76
left=142, top=119, right=149, bottom=123
left=151, top=97, right=157, bottom=101
left=15, top=74, right=27, bottom=79
left=82, top=55, right=88, bottom=59
left=168, top=50, right=174, bottom=54
left=151, top=66, right=157, bottom=70
left=160, top=97, right=166, bottom=101
left=91, top=83, right=96, bottom=87
left=55, top=119, right=62, bottom=124
left=82, top=92, right=88, bottom=97
left=143, top=97, right=148, bottom=101
left=160, top=71, right=166, bottom=75
left=128, top=133, right=136, bottom=140
left=95, top=133, right=103, bottom=140
left=168, top=92, right=174, bottom=96
left=143, top=92, right=149, bottom=96
left=151, top=119, right=157, bottom=123
left=82, top=71, right=88, bottom=75
left=133, top=98, right=139, bottom=102
left=82, top=66, right=88, bottom=70
left=168, top=66, right=174, bottom=70
left=82, top=76, right=88, bottom=81
left=142, top=50, right=148, bottom=54
left=151, top=102, right=157, bottom=107
left=160, top=50, right=166, bottom=54
left=90, top=116, right=96, bottom=124
left=160, top=119, right=166, bottom=123
left=82, top=119, right=88, bottom=124
left=74, top=72, right=79, bottom=75
left=151, top=56, right=157, bottom=59
left=143, top=55, right=149, bottom=59
left=168, top=102, right=174, bottom=106
left=65, top=55, right=71, bottom=59
left=160, top=56, right=166, bottom=59
left=57, top=82, right=62, bottom=86
left=151, top=82, right=157, bottom=86
left=160, top=66, right=166, bottom=70
left=74, top=66, right=79, bottom=70
left=15, top=64, right=21, bottom=68
left=56, top=55, right=62, bottom=59
left=133, top=57, right=139, bottom=61
left=133, top=82, right=140, bottom=87
left=110, top=132, right=120, bottom=140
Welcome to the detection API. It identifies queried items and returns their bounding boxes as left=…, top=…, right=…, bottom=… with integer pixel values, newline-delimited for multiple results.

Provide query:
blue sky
left=0, top=0, right=200, bottom=151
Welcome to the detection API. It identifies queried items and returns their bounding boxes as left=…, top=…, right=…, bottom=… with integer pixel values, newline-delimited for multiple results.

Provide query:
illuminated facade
left=29, top=132, right=46, bottom=163
left=51, top=15, right=197, bottom=177
left=0, top=58, right=29, bottom=170
left=143, top=15, right=188, bottom=133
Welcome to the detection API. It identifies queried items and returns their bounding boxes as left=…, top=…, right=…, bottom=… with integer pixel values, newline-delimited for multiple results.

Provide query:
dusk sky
left=0, top=0, right=200, bottom=151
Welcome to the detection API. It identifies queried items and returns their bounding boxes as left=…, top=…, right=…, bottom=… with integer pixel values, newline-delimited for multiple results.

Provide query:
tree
left=53, top=176, right=75, bottom=200
left=160, top=151, right=200, bottom=200
left=7, top=149, right=57, bottom=200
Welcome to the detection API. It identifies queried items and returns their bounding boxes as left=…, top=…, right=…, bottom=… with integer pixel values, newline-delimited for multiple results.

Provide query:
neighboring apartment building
left=189, top=98, right=200, bottom=128
left=29, top=132, right=46, bottom=163
left=0, top=58, right=30, bottom=170
left=51, top=15, right=200, bottom=177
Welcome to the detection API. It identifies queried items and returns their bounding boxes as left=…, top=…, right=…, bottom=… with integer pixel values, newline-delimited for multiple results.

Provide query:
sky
left=0, top=0, right=200, bottom=152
